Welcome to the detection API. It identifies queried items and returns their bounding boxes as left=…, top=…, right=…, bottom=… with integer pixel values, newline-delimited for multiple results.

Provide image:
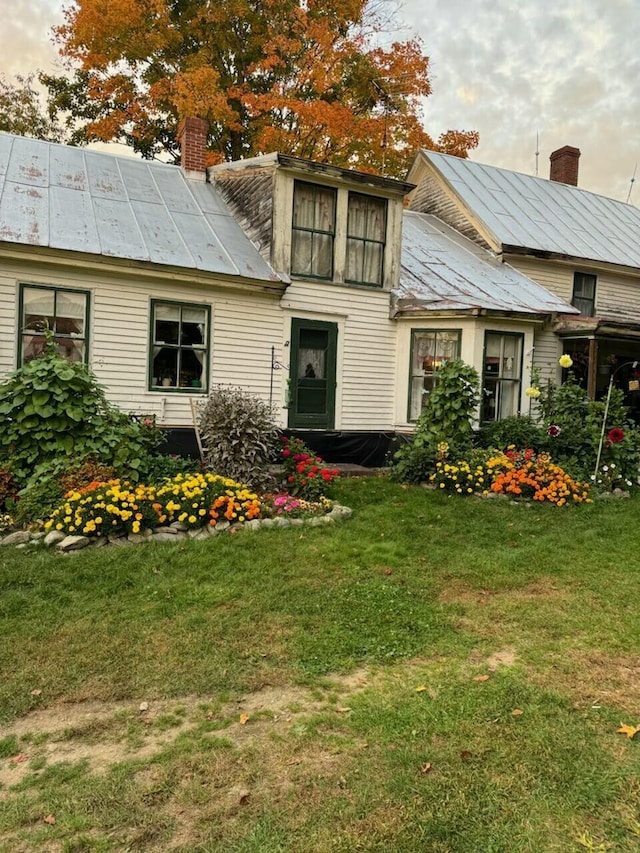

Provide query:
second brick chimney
left=549, top=145, right=580, bottom=186
left=177, top=117, right=209, bottom=179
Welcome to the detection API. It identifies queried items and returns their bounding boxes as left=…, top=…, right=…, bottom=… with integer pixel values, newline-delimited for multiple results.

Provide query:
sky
left=2, top=0, right=639, bottom=203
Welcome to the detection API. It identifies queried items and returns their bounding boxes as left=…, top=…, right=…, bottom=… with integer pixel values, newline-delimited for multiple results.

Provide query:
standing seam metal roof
left=397, top=212, right=578, bottom=316
left=421, top=151, right=640, bottom=269
left=0, top=133, right=281, bottom=282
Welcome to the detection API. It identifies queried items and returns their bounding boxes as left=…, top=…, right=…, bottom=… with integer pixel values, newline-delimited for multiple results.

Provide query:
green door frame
left=288, top=318, right=337, bottom=429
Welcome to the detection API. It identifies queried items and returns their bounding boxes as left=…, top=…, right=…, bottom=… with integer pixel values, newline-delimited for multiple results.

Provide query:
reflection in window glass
left=346, top=193, right=386, bottom=286
left=291, top=182, right=336, bottom=280
left=481, top=332, right=523, bottom=421
left=409, top=330, right=461, bottom=420
left=20, top=285, right=88, bottom=364
left=151, top=302, right=208, bottom=391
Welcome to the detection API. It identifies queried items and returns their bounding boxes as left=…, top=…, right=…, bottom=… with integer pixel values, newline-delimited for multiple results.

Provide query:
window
left=572, top=272, right=596, bottom=316
left=291, top=182, right=336, bottom=280
left=19, top=284, right=89, bottom=364
left=150, top=300, right=209, bottom=391
left=481, top=332, right=523, bottom=421
left=408, top=329, right=461, bottom=421
left=346, top=193, right=387, bottom=286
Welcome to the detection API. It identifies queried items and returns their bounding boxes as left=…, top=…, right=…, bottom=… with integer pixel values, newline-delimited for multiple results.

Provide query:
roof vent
left=177, top=117, right=209, bottom=179
left=549, top=145, right=580, bottom=186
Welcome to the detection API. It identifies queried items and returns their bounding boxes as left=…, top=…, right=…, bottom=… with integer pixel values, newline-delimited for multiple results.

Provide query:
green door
left=288, top=318, right=337, bottom=429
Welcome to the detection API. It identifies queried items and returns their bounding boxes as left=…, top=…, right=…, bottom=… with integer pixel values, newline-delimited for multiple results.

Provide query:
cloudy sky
left=2, top=0, right=639, bottom=202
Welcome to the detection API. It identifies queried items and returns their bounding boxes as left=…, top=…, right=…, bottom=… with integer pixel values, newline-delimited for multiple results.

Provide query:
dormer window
left=291, top=182, right=336, bottom=280
left=572, top=272, right=596, bottom=317
left=346, top=193, right=386, bottom=287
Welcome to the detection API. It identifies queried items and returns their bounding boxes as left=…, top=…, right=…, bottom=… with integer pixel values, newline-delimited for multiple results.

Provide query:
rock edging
left=0, top=504, right=353, bottom=553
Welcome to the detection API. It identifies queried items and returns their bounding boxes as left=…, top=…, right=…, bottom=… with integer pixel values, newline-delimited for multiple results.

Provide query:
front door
left=288, top=318, right=337, bottom=429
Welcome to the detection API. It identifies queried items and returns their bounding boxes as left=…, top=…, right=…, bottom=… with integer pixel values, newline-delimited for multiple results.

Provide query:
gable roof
left=0, top=133, right=281, bottom=283
left=396, top=212, right=578, bottom=317
left=413, top=150, right=640, bottom=270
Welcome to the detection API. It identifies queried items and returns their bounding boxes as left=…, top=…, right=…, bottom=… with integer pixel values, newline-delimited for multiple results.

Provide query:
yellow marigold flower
left=132, top=521, right=140, bottom=533
left=188, top=515, right=196, bottom=523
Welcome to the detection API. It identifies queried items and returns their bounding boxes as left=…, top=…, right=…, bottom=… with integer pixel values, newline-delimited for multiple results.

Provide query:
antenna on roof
left=535, top=132, right=539, bottom=176
left=626, top=163, right=637, bottom=204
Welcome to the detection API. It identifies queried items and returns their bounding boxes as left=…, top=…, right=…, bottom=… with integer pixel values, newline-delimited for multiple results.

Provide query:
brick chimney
left=549, top=145, right=580, bottom=186
left=177, top=117, right=209, bottom=178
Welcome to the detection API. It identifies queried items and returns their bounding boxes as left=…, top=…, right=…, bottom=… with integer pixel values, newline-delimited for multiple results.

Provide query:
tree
left=0, top=74, right=63, bottom=142
left=46, top=0, right=478, bottom=177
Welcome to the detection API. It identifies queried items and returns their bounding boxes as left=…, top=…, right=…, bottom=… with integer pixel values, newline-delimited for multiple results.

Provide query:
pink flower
left=282, top=449, right=291, bottom=458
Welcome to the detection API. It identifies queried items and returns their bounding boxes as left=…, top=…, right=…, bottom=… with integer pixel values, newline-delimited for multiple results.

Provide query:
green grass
left=1, top=478, right=640, bottom=851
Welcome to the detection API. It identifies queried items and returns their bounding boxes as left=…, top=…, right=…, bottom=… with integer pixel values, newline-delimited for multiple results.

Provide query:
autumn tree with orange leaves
left=45, top=0, right=478, bottom=177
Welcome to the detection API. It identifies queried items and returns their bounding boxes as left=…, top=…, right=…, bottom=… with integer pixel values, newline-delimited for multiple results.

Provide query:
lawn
left=1, top=477, right=640, bottom=852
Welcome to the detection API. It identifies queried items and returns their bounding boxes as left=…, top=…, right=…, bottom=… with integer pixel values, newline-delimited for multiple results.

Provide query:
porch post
left=587, top=338, right=598, bottom=399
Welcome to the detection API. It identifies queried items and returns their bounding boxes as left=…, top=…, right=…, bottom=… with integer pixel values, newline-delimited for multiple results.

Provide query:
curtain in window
left=291, top=183, right=335, bottom=279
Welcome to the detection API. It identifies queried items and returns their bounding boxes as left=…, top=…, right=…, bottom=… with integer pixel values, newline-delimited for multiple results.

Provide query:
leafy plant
left=280, top=436, right=339, bottom=500
left=394, top=359, right=480, bottom=483
left=13, top=476, right=65, bottom=528
left=198, top=386, right=279, bottom=491
left=0, top=468, right=18, bottom=513
left=0, top=338, right=164, bottom=484
left=476, top=415, right=546, bottom=453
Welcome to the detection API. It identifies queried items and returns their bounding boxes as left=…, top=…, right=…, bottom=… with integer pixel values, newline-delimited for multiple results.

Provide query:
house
left=0, top=121, right=577, bottom=464
left=407, top=146, right=640, bottom=410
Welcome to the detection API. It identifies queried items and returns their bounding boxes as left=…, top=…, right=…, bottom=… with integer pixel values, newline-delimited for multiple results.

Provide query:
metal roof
left=396, top=212, right=578, bottom=316
left=0, top=133, right=282, bottom=282
left=420, top=151, right=640, bottom=269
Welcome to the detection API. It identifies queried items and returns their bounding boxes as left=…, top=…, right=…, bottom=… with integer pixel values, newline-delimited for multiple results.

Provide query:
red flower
left=547, top=425, right=561, bottom=437
left=282, top=449, right=291, bottom=457
left=607, top=427, right=625, bottom=444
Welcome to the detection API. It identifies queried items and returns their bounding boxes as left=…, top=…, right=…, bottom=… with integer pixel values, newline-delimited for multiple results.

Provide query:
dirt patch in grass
left=438, top=577, right=567, bottom=606
left=0, top=670, right=375, bottom=792
left=534, top=649, right=640, bottom=714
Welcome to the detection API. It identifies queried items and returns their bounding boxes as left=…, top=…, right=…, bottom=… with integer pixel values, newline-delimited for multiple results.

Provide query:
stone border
left=0, top=503, right=353, bottom=553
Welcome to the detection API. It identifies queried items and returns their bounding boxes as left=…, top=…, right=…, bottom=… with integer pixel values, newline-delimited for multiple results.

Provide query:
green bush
left=476, top=415, right=546, bottom=453
left=198, top=386, right=279, bottom=491
left=394, top=359, right=480, bottom=483
left=0, top=339, right=163, bottom=485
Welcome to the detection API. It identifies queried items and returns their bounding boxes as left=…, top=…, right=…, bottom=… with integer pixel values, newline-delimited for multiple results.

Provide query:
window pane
left=362, top=241, right=383, bottom=285
left=312, top=233, right=333, bottom=278
left=155, top=303, right=180, bottom=345
left=346, top=238, right=364, bottom=282
left=291, top=229, right=312, bottom=276
left=55, top=290, right=86, bottom=337
left=54, top=337, right=84, bottom=362
left=22, top=334, right=48, bottom=362
left=348, top=194, right=386, bottom=240
left=23, top=287, right=54, bottom=332
left=293, top=183, right=335, bottom=233
left=410, top=330, right=461, bottom=420
left=153, top=346, right=178, bottom=387
left=181, top=307, right=206, bottom=346
left=298, top=348, right=326, bottom=380
left=179, top=348, right=205, bottom=388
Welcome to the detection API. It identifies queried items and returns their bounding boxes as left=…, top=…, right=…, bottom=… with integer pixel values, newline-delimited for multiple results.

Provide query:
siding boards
left=212, top=170, right=275, bottom=263
left=283, top=281, right=396, bottom=430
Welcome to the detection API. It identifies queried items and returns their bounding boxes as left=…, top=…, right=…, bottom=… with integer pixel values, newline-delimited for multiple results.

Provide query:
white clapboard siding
left=0, top=273, right=16, bottom=376
left=0, top=257, right=285, bottom=427
left=507, top=257, right=574, bottom=303
left=281, top=281, right=397, bottom=431
left=597, top=270, right=640, bottom=318
left=533, top=326, right=561, bottom=385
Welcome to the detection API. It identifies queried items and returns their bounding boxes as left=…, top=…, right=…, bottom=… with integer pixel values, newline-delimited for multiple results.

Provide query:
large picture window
left=346, top=192, right=387, bottom=286
left=572, top=272, right=596, bottom=317
left=19, top=284, right=89, bottom=364
left=408, top=329, right=461, bottom=421
left=291, top=181, right=336, bottom=280
left=481, top=332, right=523, bottom=421
left=150, top=300, right=209, bottom=392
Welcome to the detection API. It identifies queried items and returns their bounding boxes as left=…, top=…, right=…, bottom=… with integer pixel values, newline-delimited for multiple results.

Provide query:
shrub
left=394, top=359, right=480, bottom=483
left=199, top=386, right=279, bottom=491
left=280, top=436, right=339, bottom=500
left=476, top=415, right=546, bottom=453
left=0, top=339, right=165, bottom=484
left=13, top=476, right=65, bottom=527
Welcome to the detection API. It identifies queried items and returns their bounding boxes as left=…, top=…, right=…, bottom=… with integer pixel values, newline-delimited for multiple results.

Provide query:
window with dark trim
left=346, top=192, right=387, bottom=286
left=291, top=181, right=336, bottom=280
left=481, top=331, right=523, bottom=421
left=150, top=300, right=209, bottom=392
left=408, top=329, right=461, bottom=421
left=19, top=284, right=89, bottom=364
left=572, top=272, right=596, bottom=316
